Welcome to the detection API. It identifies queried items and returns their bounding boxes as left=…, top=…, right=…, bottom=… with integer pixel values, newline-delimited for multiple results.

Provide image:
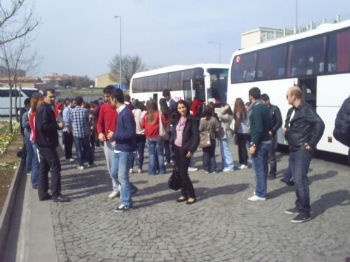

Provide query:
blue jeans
left=220, top=138, right=234, bottom=170
left=202, top=139, right=217, bottom=172
left=111, top=151, right=133, bottom=206
left=74, top=136, right=93, bottom=166
left=31, top=142, right=39, bottom=188
left=289, top=148, right=313, bottom=216
left=147, top=137, right=166, bottom=175
left=24, top=135, right=33, bottom=173
left=283, top=163, right=293, bottom=181
left=252, top=142, right=271, bottom=198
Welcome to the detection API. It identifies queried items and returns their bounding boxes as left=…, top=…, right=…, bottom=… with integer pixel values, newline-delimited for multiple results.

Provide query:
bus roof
left=132, top=63, right=229, bottom=79
left=231, top=19, right=350, bottom=56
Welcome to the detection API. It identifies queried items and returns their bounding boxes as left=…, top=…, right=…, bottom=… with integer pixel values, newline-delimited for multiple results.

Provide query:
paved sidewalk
left=9, top=146, right=350, bottom=261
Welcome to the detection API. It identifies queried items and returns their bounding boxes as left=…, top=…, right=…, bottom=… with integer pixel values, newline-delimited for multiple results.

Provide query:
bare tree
left=0, top=34, right=42, bottom=132
left=0, top=0, right=39, bottom=45
left=109, top=54, right=147, bottom=89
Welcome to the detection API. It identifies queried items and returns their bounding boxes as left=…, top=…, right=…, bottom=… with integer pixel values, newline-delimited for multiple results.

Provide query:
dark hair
left=233, top=98, right=247, bottom=121
left=249, top=87, right=261, bottom=100
left=201, top=106, right=214, bottom=120
left=43, top=88, right=55, bottom=96
left=175, top=100, right=190, bottom=118
left=162, top=89, right=170, bottom=97
left=111, top=88, right=124, bottom=104
left=24, top=98, right=30, bottom=106
left=260, top=93, right=269, bottom=101
left=223, top=103, right=233, bottom=116
left=159, top=98, right=172, bottom=126
left=124, top=94, right=131, bottom=102
left=134, top=101, right=146, bottom=111
left=103, top=85, right=114, bottom=95
left=75, top=96, right=84, bottom=106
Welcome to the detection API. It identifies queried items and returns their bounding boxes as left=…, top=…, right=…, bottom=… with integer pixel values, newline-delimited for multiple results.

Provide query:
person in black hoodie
left=35, top=89, right=70, bottom=202
left=173, top=100, right=199, bottom=205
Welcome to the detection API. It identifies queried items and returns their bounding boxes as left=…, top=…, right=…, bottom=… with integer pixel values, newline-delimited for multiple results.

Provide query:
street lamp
left=114, top=16, right=122, bottom=87
left=208, top=41, right=221, bottom=63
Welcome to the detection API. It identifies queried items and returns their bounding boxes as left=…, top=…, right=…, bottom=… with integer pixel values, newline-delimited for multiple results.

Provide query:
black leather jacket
left=268, top=104, right=282, bottom=136
left=173, top=114, right=199, bottom=153
left=285, top=101, right=325, bottom=151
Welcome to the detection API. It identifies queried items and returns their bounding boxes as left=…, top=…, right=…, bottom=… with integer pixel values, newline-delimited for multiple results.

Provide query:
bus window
left=287, top=35, right=326, bottom=77
left=169, top=71, right=181, bottom=91
left=328, top=29, right=350, bottom=73
left=257, top=45, right=287, bottom=80
left=159, top=73, right=169, bottom=91
left=149, top=75, right=158, bottom=92
left=139, top=76, right=149, bottom=92
left=231, top=52, right=257, bottom=83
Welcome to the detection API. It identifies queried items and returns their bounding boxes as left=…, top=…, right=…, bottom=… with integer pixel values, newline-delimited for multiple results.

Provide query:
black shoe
left=291, top=213, right=311, bottom=223
left=40, top=194, right=52, bottom=201
left=131, top=186, right=138, bottom=195
left=286, top=181, right=295, bottom=186
left=268, top=175, right=276, bottom=180
left=285, top=207, right=299, bottom=215
left=53, top=194, right=71, bottom=202
left=280, top=178, right=286, bottom=183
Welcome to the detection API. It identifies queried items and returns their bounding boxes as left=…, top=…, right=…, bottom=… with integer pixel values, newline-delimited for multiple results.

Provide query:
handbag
left=159, top=112, right=169, bottom=140
left=199, top=130, right=211, bottom=148
left=168, top=163, right=181, bottom=191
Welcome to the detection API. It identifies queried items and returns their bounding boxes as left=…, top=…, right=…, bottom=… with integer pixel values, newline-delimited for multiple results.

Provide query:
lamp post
left=208, top=41, right=221, bottom=63
left=114, top=16, right=122, bottom=87
left=295, top=0, right=298, bottom=33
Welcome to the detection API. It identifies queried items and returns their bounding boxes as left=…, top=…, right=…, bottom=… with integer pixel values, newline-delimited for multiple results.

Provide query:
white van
left=0, top=87, right=40, bottom=116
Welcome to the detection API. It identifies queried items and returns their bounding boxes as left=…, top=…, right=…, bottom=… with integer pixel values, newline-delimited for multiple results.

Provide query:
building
left=94, top=72, right=119, bottom=88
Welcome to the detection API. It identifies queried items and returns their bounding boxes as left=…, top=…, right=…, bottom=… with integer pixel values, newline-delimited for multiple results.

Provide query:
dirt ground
left=0, top=135, right=23, bottom=213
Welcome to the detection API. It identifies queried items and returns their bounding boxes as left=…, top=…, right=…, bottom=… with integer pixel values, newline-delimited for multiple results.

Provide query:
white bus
left=130, top=64, right=229, bottom=108
left=0, top=87, right=39, bottom=116
left=227, top=19, right=350, bottom=155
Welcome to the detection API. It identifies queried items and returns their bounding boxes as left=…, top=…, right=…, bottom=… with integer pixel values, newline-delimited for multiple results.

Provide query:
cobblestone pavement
left=50, top=145, right=350, bottom=262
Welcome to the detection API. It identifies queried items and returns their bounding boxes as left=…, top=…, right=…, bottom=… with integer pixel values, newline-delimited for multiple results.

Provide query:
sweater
left=249, top=100, right=271, bottom=145
left=112, top=106, right=136, bottom=152
left=96, top=102, right=117, bottom=137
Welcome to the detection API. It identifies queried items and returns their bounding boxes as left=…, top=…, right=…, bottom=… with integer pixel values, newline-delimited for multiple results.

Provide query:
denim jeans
left=202, top=139, right=216, bottom=172
left=220, top=138, right=234, bottom=170
left=283, top=163, right=293, bottom=181
left=30, top=142, right=39, bottom=188
left=252, top=142, right=271, bottom=198
left=289, top=148, right=313, bottom=216
left=24, top=135, right=33, bottom=173
left=147, top=137, right=166, bottom=175
left=268, top=135, right=277, bottom=177
left=74, top=136, right=93, bottom=166
left=111, top=151, right=133, bottom=206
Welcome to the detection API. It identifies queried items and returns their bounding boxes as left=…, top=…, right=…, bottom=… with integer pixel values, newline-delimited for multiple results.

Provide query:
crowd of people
left=20, top=84, right=330, bottom=223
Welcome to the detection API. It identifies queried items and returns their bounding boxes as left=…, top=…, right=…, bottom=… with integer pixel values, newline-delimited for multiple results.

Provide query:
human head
left=134, top=100, right=146, bottom=111
left=43, top=88, right=56, bottom=105
left=110, top=88, right=125, bottom=108
left=176, top=100, right=190, bottom=118
left=248, top=87, right=261, bottom=103
left=201, top=105, right=214, bottom=119
left=103, top=85, right=114, bottom=104
left=286, top=86, right=302, bottom=106
left=75, top=96, right=84, bottom=106
left=162, top=89, right=171, bottom=101
left=30, top=93, right=44, bottom=112
left=223, top=103, right=233, bottom=115
left=24, top=98, right=30, bottom=108
left=124, top=94, right=131, bottom=103
left=260, top=93, right=270, bottom=106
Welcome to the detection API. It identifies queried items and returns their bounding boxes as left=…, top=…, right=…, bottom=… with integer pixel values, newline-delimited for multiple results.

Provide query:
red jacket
left=96, top=102, right=117, bottom=137
left=141, top=111, right=167, bottom=139
left=29, top=112, right=36, bottom=142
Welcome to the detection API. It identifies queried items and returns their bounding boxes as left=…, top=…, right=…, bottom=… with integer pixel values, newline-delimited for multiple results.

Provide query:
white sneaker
left=247, top=195, right=266, bottom=201
left=188, top=167, right=198, bottom=172
left=26, top=172, right=31, bottom=176
left=109, top=191, right=120, bottom=199
left=77, top=165, right=84, bottom=170
left=69, top=158, right=75, bottom=162
left=239, top=164, right=248, bottom=170
left=223, top=168, right=233, bottom=172
left=129, top=168, right=133, bottom=174
left=137, top=169, right=142, bottom=174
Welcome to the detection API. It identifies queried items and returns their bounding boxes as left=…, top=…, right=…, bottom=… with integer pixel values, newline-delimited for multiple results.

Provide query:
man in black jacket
left=35, top=89, right=70, bottom=202
left=261, top=94, right=282, bottom=180
left=284, top=86, right=324, bottom=223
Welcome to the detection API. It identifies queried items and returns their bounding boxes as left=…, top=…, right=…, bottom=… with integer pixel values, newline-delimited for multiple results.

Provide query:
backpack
left=333, top=97, right=350, bottom=147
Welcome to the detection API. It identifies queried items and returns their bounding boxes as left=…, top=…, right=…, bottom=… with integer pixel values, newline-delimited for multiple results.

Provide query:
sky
left=28, top=0, right=350, bottom=79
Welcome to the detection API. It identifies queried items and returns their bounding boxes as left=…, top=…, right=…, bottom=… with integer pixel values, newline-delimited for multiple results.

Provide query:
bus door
left=182, top=80, right=193, bottom=101
left=298, top=77, right=317, bottom=109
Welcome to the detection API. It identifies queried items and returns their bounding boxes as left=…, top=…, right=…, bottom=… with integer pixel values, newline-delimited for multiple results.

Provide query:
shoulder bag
left=168, top=163, right=181, bottom=190
left=159, top=112, right=169, bottom=140
left=199, top=130, right=211, bottom=148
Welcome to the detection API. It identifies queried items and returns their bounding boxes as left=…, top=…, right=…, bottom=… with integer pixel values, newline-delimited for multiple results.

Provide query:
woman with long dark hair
left=233, top=98, right=250, bottom=169
left=199, top=106, right=220, bottom=173
left=173, top=100, right=199, bottom=204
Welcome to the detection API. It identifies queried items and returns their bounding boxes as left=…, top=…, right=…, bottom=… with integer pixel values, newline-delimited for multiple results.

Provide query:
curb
left=0, top=158, right=25, bottom=260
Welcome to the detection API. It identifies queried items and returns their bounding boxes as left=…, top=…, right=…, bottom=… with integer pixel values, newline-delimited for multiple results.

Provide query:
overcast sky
left=31, top=0, right=350, bottom=79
